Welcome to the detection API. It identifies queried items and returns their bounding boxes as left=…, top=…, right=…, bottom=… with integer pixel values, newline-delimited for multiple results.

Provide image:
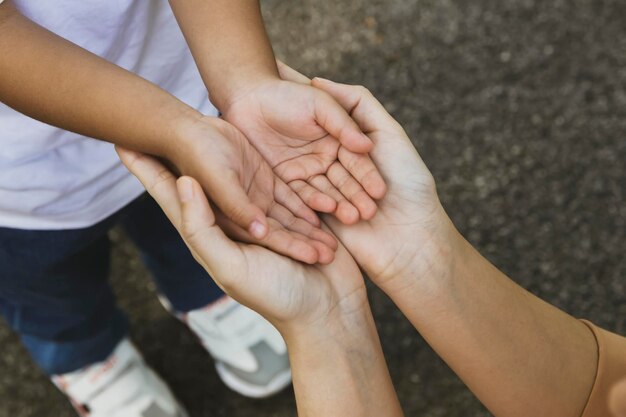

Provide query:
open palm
left=223, top=71, right=387, bottom=225
left=119, top=116, right=336, bottom=265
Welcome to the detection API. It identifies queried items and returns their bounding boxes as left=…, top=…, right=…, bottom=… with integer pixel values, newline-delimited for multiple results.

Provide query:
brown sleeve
left=580, top=320, right=626, bottom=417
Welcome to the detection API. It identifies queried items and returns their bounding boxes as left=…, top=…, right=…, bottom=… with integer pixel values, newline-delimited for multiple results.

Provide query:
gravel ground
left=1, top=0, right=625, bottom=416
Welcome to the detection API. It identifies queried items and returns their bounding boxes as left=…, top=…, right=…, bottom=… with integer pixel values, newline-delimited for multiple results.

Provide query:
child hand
left=221, top=70, right=387, bottom=225
left=118, top=116, right=337, bottom=265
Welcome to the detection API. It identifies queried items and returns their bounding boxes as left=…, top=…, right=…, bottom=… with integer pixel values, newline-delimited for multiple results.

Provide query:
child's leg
left=120, top=195, right=291, bottom=399
left=0, top=220, right=127, bottom=375
left=120, top=195, right=224, bottom=313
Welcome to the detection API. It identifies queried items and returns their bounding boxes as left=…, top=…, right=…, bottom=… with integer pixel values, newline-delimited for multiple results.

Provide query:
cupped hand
left=118, top=149, right=366, bottom=331
left=221, top=67, right=387, bottom=225
left=279, top=65, right=456, bottom=291
left=118, top=116, right=337, bottom=265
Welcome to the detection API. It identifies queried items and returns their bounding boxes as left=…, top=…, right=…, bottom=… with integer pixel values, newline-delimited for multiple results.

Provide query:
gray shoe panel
left=221, top=341, right=290, bottom=387
left=142, top=402, right=184, bottom=417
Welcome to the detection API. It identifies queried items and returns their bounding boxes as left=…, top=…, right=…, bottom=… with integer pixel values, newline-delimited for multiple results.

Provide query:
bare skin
left=168, top=0, right=387, bottom=225
left=123, top=64, right=607, bottom=417
left=0, top=1, right=336, bottom=264
left=117, top=146, right=403, bottom=417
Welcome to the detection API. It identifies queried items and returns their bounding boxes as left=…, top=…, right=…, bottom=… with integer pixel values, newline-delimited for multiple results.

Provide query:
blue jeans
left=0, top=194, right=224, bottom=375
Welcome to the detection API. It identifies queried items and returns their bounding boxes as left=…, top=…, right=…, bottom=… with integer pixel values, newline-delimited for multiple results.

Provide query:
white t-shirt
left=0, top=0, right=217, bottom=230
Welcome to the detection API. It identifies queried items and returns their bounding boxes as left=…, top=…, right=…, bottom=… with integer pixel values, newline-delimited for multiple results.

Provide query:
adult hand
left=221, top=70, right=387, bottom=226
left=117, top=146, right=366, bottom=332
left=121, top=116, right=337, bottom=265
left=278, top=64, right=455, bottom=293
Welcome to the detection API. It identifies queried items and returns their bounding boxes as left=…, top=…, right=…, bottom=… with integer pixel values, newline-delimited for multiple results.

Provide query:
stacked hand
left=119, top=62, right=450, bottom=334
left=120, top=64, right=619, bottom=417
left=120, top=61, right=392, bottom=266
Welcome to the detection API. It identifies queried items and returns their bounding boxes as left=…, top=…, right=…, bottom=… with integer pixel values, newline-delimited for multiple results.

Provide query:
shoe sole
left=215, top=361, right=292, bottom=399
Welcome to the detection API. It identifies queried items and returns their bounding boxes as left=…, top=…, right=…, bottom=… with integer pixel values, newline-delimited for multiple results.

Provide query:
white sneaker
left=52, top=339, right=188, bottom=417
left=161, top=295, right=292, bottom=398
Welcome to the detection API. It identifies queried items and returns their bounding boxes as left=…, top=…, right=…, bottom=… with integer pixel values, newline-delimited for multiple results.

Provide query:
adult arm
left=117, top=147, right=404, bottom=417
left=310, top=75, right=602, bottom=417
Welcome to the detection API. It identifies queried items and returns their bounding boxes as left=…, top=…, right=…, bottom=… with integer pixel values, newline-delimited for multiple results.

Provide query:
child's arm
left=0, top=2, right=335, bottom=262
left=0, top=2, right=195, bottom=161
left=168, top=0, right=388, bottom=226
left=167, top=0, right=278, bottom=112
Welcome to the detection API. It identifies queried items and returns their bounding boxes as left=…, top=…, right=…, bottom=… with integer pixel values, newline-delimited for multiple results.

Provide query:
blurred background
left=1, top=0, right=625, bottom=415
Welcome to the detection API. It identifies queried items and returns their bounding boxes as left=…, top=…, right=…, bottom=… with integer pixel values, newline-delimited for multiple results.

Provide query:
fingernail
left=177, top=177, right=194, bottom=202
left=249, top=220, right=267, bottom=239
left=313, top=76, right=333, bottom=84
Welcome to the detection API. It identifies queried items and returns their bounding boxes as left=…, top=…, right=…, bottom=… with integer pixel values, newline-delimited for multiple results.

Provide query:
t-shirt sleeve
left=580, top=320, right=626, bottom=417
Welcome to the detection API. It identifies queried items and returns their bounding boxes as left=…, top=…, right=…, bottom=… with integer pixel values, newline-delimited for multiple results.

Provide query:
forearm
left=168, top=0, right=278, bottom=111
left=283, top=304, right=404, bottom=417
left=0, top=3, right=198, bottom=160
left=386, top=225, right=597, bottom=417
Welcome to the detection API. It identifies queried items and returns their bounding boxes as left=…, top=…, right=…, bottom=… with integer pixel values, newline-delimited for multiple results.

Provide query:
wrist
left=211, top=68, right=280, bottom=114
left=377, top=214, right=467, bottom=303
left=279, top=287, right=371, bottom=351
left=166, top=110, right=215, bottom=168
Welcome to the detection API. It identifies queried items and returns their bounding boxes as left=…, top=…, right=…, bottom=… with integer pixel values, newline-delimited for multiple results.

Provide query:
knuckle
left=355, top=84, right=371, bottom=97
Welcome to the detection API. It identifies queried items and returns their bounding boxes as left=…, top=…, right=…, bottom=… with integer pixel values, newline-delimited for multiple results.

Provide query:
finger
left=276, top=60, right=312, bottom=85
left=288, top=179, right=337, bottom=214
left=314, top=91, right=374, bottom=154
left=327, top=162, right=378, bottom=221
left=338, top=147, right=387, bottom=200
left=311, top=77, right=403, bottom=136
left=307, top=238, right=335, bottom=264
left=283, top=229, right=334, bottom=265
left=268, top=203, right=338, bottom=251
left=283, top=227, right=335, bottom=265
left=116, top=147, right=182, bottom=227
left=214, top=209, right=322, bottom=265
left=261, top=220, right=321, bottom=265
left=177, top=177, right=244, bottom=278
left=274, top=179, right=321, bottom=226
left=308, top=175, right=360, bottom=225
left=207, top=169, right=270, bottom=240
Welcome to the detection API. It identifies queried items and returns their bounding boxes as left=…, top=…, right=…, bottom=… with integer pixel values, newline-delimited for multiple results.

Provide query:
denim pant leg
left=120, top=195, right=224, bottom=313
left=0, top=218, right=127, bottom=375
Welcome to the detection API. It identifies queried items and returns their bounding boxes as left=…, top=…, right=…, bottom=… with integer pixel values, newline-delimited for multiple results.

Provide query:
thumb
left=312, top=77, right=403, bottom=136
left=177, top=177, right=244, bottom=278
left=314, top=89, right=374, bottom=153
left=276, top=60, right=312, bottom=85
left=206, top=170, right=269, bottom=240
